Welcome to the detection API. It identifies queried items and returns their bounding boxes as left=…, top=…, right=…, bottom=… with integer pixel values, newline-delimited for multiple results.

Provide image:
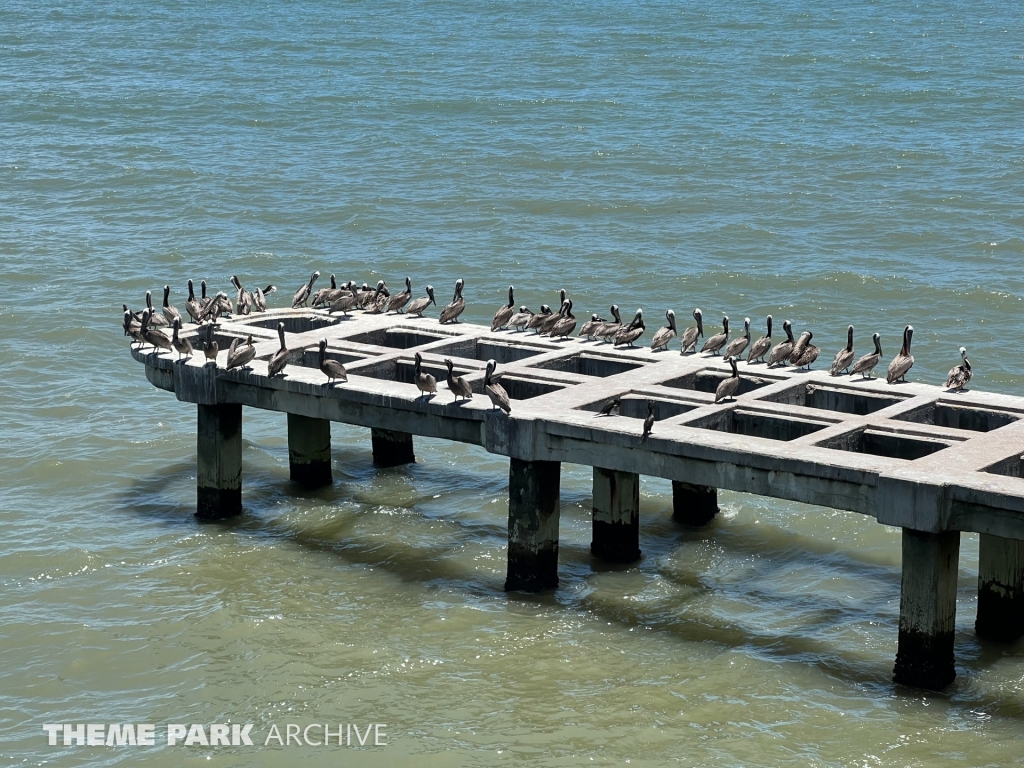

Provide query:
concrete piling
left=591, top=467, right=641, bottom=563
left=371, top=428, right=415, bottom=467
left=893, top=528, right=960, bottom=690
left=976, top=533, right=1024, bottom=642
left=505, top=458, right=561, bottom=592
left=672, top=481, right=719, bottom=527
left=196, top=403, right=242, bottom=519
left=287, top=413, right=332, bottom=488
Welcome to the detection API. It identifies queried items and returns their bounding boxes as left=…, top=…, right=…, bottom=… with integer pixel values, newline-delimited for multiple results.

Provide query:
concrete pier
left=672, top=481, right=719, bottom=527
left=976, top=533, right=1024, bottom=641
left=196, top=403, right=242, bottom=520
left=591, top=467, right=641, bottom=563
left=893, top=529, right=960, bottom=690
left=288, top=413, right=332, bottom=488
left=371, top=428, right=415, bottom=467
left=505, top=458, right=561, bottom=592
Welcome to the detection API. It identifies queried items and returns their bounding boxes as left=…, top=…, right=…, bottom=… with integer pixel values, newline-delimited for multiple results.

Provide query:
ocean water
left=2, top=0, right=1024, bottom=765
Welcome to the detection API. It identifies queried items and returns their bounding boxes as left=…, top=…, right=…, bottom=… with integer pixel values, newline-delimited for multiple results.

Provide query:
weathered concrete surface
left=976, top=533, right=1024, bottom=641
left=288, top=413, right=332, bottom=488
left=591, top=467, right=641, bottom=563
left=894, top=529, right=960, bottom=690
left=196, top=403, right=242, bottom=519
left=505, top=458, right=561, bottom=592
left=371, top=428, right=415, bottom=467
left=672, top=481, right=719, bottom=527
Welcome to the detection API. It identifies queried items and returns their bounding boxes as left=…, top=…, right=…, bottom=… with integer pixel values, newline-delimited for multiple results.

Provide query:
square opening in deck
left=434, top=338, right=552, bottom=365
left=577, top=395, right=700, bottom=420
left=240, top=315, right=337, bottom=335
left=349, top=357, right=473, bottom=387
left=342, top=326, right=455, bottom=350
left=893, top=401, right=1020, bottom=433
left=818, top=428, right=951, bottom=460
left=983, top=455, right=1024, bottom=478
left=493, top=374, right=570, bottom=401
left=661, top=368, right=782, bottom=396
left=298, top=348, right=370, bottom=369
left=528, top=353, right=645, bottom=378
left=687, top=408, right=829, bottom=442
left=758, top=382, right=908, bottom=415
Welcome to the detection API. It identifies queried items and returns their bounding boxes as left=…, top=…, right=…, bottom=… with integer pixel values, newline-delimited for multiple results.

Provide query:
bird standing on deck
left=319, top=339, right=347, bottom=385
left=526, top=304, right=552, bottom=334
left=680, top=309, right=704, bottom=354
left=593, top=305, right=622, bottom=343
left=311, top=275, right=337, bottom=308
left=723, top=317, right=750, bottom=361
left=830, top=326, right=855, bottom=376
left=439, top=279, right=466, bottom=324
left=253, top=284, right=276, bottom=312
left=788, top=331, right=813, bottom=365
left=491, top=286, right=516, bottom=331
left=549, top=299, right=577, bottom=339
left=596, top=397, right=620, bottom=417
left=171, top=318, right=192, bottom=360
left=292, top=271, right=320, bottom=308
left=639, top=400, right=655, bottom=443
left=614, top=308, right=645, bottom=347
left=484, top=359, right=511, bottom=413
left=141, top=309, right=172, bottom=352
left=715, top=358, right=741, bottom=403
left=186, top=280, right=204, bottom=324
left=509, top=305, right=534, bottom=332
left=231, top=276, right=253, bottom=315
left=791, top=332, right=821, bottom=369
left=388, top=276, right=413, bottom=313
left=578, top=312, right=605, bottom=340
left=226, top=335, right=256, bottom=370
left=944, top=346, right=972, bottom=393
left=850, top=333, right=882, bottom=379
left=887, top=325, right=915, bottom=384
left=413, top=352, right=437, bottom=398
left=363, top=281, right=389, bottom=314
left=767, top=320, right=796, bottom=367
left=145, top=291, right=169, bottom=327
left=328, top=282, right=359, bottom=316
left=268, top=322, right=291, bottom=377
left=406, top=285, right=436, bottom=317
left=746, top=315, right=772, bottom=364
left=650, top=310, right=677, bottom=352
left=162, top=285, right=182, bottom=326
left=444, top=358, right=473, bottom=403
left=702, top=316, right=729, bottom=355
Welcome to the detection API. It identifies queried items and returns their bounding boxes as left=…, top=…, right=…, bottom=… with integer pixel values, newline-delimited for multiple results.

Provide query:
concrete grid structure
left=131, top=307, right=1024, bottom=690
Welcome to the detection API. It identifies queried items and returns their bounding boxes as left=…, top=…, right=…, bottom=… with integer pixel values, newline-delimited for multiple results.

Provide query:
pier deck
left=131, top=307, right=1024, bottom=690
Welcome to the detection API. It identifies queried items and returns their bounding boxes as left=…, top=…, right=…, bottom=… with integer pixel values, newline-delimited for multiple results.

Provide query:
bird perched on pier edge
left=578, top=312, right=606, bottom=340
left=715, top=358, right=741, bottom=403
left=310, top=274, right=336, bottom=308
left=650, top=310, right=677, bottom=352
left=639, top=400, right=655, bottom=443
left=185, top=280, right=203, bottom=324
left=702, top=316, right=729, bottom=355
left=252, top=284, right=276, bottom=312
left=406, top=285, right=436, bottom=317
left=830, top=326, right=855, bottom=376
left=414, top=352, right=437, bottom=398
left=509, top=305, right=534, bottom=332
left=491, top=286, right=515, bottom=331
left=230, top=276, right=252, bottom=315
left=444, top=358, right=473, bottom=403
left=723, top=317, right=751, bottom=361
left=945, top=346, right=972, bottom=393
left=549, top=299, right=577, bottom=339
left=226, top=334, right=256, bottom=371
left=791, top=332, right=821, bottom=370
left=319, top=339, right=347, bottom=385
left=145, top=291, right=169, bottom=327
left=171, top=318, right=192, bottom=360
left=593, top=305, right=622, bottom=343
left=162, top=285, right=182, bottom=327
left=747, top=315, right=772, bottom=364
left=887, top=325, right=914, bottom=384
left=614, top=308, right=645, bottom=347
left=767, top=320, right=796, bottom=367
left=267, top=322, right=290, bottom=377
left=788, top=330, right=812, bottom=365
left=680, top=308, right=703, bottom=354
left=388, top=276, right=413, bottom=314
left=141, top=309, right=172, bottom=353
left=292, top=271, right=320, bottom=308
left=850, top=333, right=882, bottom=379
left=439, top=279, right=465, bottom=324
left=525, top=304, right=552, bottom=334
left=484, top=359, right=511, bottom=413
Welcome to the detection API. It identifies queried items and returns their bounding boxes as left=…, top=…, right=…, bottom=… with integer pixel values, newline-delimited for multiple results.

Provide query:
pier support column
left=371, top=428, right=415, bottom=467
left=197, top=403, right=242, bottom=520
left=893, top=528, right=960, bottom=690
left=976, top=533, right=1024, bottom=642
left=505, top=458, right=560, bottom=592
left=591, top=467, right=641, bottom=563
left=672, top=481, right=719, bottom=527
left=288, top=413, right=332, bottom=488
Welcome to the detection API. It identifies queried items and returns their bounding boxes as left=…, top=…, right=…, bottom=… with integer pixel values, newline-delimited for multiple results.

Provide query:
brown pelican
left=171, top=318, right=193, bottom=360
left=596, top=397, right=620, bottom=416
left=145, top=291, right=169, bottom=327
left=549, top=299, right=577, bottom=339
left=204, top=338, right=219, bottom=362
left=406, top=285, right=436, bottom=317
left=267, top=322, right=290, bottom=377
left=124, top=309, right=143, bottom=347
left=226, top=335, right=256, bottom=370
left=680, top=309, right=703, bottom=354
left=491, top=286, right=516, bottom=331
left=767, top=321, right=795, bottom=367
left=788, top=331, right=812, bottom=365
left=328, top=282, right=359, bottom=316
left=723, top=317, right=750, bottom=361
left=252, top=284, right=276, bottom=312
left=414, top=352, right=437, bottom=398
left=850, top=333, right=882, bottom=379
left=886, top=325, right=914, bottom=384
left=746, top=315, right=772, bottom=364
left=319, top=339, right=347, bottom=385
left=701, top=316, right=729, bottom=355
left=162, top=285, right=182, bottom=326
left=311, top=274, right=336, bottom=308
left=444, top=358, right=473, bottom=402
left=830, top=326, right=855, bottom=376
left=525, top=304, right=552, bottom=333
left=509, top=305, right=534, bottom=332
left=202, top=292, right=233, bottom=322
left=199, top=280, right=213, bottom=313
left=650, top=310, right=678, bottom=352
left=388, top=276, right=413, bottom=313
left=484, top=359, right=511, bottom=413
left=944, top=347, right=972, bottom=393
left=791, top=332, right=821, bottom=370
left=593, top=305, right=622, bottom=343
left=186, top=280, right=204, bottom=323
left=292, top=270, right=320, bottom=308
left=230, top=276, right=252, bottom=315
left=439, top=279, right=465, bottom=324
left=355, top=283, right=374, bottom=308
left=614, top=309, right=645, bottom=347
left=578, top=313, right=606, bottom=340
left=141, top=309, right=172, bottom=352
left=715, top=358, right=741, bottom=403
left=639, top=401, right=655, bottom=443
left=363, top=280, right=388, bottom=314
left=123, top=303, right=143, bottom=323
left=537, top=289, right=567, bottom=335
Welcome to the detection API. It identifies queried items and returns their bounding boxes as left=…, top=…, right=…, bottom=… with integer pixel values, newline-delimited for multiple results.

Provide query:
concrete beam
left=196, top=403, right=242, bottom=520
left=505, top=458, right=560, bottom=592
left=371, top=429, right=415, bottom=467
left=672, top=481, right=719, bottom=527
left=893, top=528, right=960, bottom=690
left=288, top=413, right=332, bottom=488
left=591, top=467, right=641, bottom=563
left=976, top=533, right=1024, bottom=642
